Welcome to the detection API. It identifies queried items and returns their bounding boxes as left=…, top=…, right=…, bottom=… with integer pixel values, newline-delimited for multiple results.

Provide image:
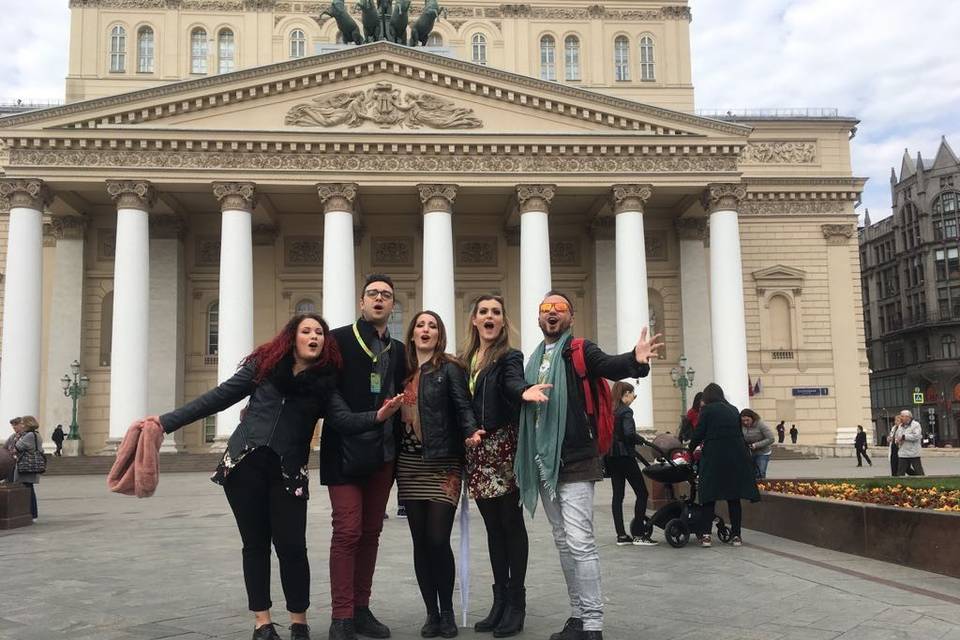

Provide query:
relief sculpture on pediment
left=285, top=82, right=482, bottom=129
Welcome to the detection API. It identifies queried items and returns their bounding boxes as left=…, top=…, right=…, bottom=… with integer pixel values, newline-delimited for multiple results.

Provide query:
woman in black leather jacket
left=461, top=295, right=550, bottom=637
left=396, top=310, right=479, bottom=638
left=608, top=381, right=657, bottom=547
left=152, top=313, right=402, bottom=640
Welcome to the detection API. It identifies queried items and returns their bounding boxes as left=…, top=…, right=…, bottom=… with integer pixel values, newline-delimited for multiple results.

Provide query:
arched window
left=218, top=29, right=235, bottom=74
left=295, top=298, right=316, bottom=314
left=564, top=35, right=580, bottom=81
left=639, top=35, right=655, bottom=81
left=190, top=28, right=208, bottom=74
left=100, top=291, right=114, bottom=366
left=290, top=28, right=306, bottom=58
left=471, top=33, right=487, bottom=65
left=426, top=32, right=443, bottom=46
left=109, top=25, right=126, bottom=72
left=614, top=35, right=630, bottom=81
left=137, top=27, right=155, bottom=73
left=769, top=295, right=793, bottom=349
left=207, top=301, right=219, bottom=356
left=942, top=335, right=957, bottom=359
left=540, top=35, right=556, bottom=81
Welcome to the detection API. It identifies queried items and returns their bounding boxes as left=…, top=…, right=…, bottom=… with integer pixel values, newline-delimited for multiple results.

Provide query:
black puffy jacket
left=470, top=349, right=528, bottom=434
left=414, top=360, right=479, bottom=459
left=609, top=405, right=640, bottom=458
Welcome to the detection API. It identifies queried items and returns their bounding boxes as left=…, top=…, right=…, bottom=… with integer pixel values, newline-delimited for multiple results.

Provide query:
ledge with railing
left=695, top=108, right=843, bottom=120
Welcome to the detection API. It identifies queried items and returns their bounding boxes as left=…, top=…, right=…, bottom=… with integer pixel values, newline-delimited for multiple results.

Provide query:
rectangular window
left=937, top=249, right=947, bottom=280
left=191, top=31, right=208, bottom=74
left=218, top=31, right=235, bottom=74
left=138, top=30, right=154, bottom=73
left=204, top=416, right=217, bottom=443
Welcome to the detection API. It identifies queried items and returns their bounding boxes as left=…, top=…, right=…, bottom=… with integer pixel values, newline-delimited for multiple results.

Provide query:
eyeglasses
left=539, top=302, right=570, bottom=313
left=364, top=288, right=394, bottom=301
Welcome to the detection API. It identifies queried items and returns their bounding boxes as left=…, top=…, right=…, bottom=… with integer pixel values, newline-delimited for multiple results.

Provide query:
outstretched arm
left=158, top=362, right=258, bottom=434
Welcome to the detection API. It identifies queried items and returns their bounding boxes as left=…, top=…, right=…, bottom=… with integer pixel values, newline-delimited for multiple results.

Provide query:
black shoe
left=474, top=584, right=507, bottom=632
left=493, top=586, right=525, bottom=637
left=328, top=619, right=357, bottom=640
left=581, top=632, right=603, bottom=640
left=353, top=607, right=390, bottom=638
left=420, top=613, right=441, bottom=638
left=252, top=623, right=282, bottom=640
left=290, top=623, right=311, bottom=640
left=549, top=618, right=583, bottom=640
left=438, top=611, right=458, bottom=638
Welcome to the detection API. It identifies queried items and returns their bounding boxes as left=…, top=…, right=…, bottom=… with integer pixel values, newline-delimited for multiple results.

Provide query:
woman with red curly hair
left=151, top=314, right=403, bottom=640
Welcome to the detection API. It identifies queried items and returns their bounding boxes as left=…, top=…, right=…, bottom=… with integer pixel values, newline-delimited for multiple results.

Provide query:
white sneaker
left=699, top=535, right=712, bottom=548
left=633, top=536, right=658, bottom=546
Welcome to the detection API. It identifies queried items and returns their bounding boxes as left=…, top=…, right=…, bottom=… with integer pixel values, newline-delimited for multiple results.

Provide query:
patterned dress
left=465, top=355, right=520, bottom=500
left=396, top=375, right=463, bottom=507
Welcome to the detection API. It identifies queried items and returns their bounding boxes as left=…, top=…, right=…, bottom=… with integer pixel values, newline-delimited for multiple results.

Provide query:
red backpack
left=569, top=338, right=615, bottom=455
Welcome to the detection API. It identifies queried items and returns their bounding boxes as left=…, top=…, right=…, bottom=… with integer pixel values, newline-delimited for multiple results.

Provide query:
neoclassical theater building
left=0, top=0, right=870, bottom=452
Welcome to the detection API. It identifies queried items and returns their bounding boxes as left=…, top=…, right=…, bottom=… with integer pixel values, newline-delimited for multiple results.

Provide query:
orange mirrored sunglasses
left=539, top=301, right=570, bottom=313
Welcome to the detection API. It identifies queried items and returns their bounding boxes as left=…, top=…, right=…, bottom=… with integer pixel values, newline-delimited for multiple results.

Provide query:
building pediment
left=0, top=42, right=749, bottom=140
left=752, top=264, right=806, bottom=295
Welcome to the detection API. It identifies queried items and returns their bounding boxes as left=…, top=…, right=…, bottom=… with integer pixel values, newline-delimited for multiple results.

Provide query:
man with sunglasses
left=323, top=274, right=407, bottom=640
left=516, top=291, right=662, bottom=640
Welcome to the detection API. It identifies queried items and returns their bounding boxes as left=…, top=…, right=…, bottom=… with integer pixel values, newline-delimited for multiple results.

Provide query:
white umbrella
left=458, top=475, right=471, bottom=627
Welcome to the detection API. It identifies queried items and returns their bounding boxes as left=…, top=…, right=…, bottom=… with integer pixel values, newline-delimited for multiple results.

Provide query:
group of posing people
left=146, top=273, right=662, bottom=640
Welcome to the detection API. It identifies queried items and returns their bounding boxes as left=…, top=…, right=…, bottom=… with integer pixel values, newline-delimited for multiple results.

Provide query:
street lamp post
left=670, top=355, right=696, bottom=413
left=60, top=360, right=89, bottom=440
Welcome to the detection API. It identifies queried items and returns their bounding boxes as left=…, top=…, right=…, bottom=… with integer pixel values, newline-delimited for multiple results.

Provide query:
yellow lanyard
left=469, top=352, right=481, bottom=395
left=353, top=322, right=391, bottom=363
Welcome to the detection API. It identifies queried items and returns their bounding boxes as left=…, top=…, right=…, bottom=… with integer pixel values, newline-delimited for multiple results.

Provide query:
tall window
left=203, top=416, right=217, bottom=443
left=191, top=28, right=208, bottom=74
left=290, top=28, right=306, bottom=58
left=564, top=35, right=580, bottom=80
left=426, top=32, right=443, bottom=46
left=614, top=36, right=630, bottom=81
left=100, top=291, right=114, bottom=366
left=540, top=35, right=556, bottom=81
left=109, top=25, right=126, bottom=72
left=471, top=33, right=487, bottom=65
left=942, top=335, right=958, bottom=359
left=387, top=300, right=405, bottom=339
left=137, top=27, right=154, bottom=73
left=639, top=35, right=655, bottom=80
left=207, top=301, right=219, bottom=355
left=218, top=29, right=235, bottom=74
left=768, top=295, right=793, bottom=349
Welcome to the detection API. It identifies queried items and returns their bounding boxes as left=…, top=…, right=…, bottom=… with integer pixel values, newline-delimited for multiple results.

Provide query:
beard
left=539, top=316, right=570, bottom=338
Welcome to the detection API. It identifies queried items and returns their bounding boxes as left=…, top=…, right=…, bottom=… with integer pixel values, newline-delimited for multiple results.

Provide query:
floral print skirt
left=466, top=424, right=519, bottom=500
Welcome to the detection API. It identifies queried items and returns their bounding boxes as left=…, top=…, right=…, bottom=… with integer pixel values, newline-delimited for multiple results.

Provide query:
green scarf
left=515, top=330, right=571, bottom=517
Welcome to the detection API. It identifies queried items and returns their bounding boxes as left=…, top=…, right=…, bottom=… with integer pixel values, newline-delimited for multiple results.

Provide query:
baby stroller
left=628, top=433, right=731, bottom=548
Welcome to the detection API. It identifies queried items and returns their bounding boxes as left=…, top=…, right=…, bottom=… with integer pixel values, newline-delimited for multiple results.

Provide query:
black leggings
left=475, top=491, right=528, bottom=588
left=702, top=499, right=742, bottom=537
left=223, top=447, right=309, bottom=613
left=405, top=499, right=457, bottom=615
left=607, top=456, right=648, bottom=538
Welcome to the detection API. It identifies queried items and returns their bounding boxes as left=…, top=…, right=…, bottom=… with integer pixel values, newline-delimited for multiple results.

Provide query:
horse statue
left=355, top=0, right=382, bottom=42
left=409, top=0, right=447, bottom=46
left=388, top=0, right=411, bottom=44
left=320, top=0, right=364, bottom=45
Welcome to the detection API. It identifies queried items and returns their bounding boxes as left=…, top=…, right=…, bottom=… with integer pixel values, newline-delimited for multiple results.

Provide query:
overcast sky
left=2, top=0, right=958, bottom=221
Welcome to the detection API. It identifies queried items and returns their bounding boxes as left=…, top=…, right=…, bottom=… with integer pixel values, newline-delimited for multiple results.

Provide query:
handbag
left=16, top=432, right=47, bottom=475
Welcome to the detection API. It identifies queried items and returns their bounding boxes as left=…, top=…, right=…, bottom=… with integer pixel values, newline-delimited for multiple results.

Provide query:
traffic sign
left=913, top=391, right=925, bottom=405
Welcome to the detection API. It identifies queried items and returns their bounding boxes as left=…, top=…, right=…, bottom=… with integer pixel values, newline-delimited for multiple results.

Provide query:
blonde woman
left=13, top=415, right=43, bottom=520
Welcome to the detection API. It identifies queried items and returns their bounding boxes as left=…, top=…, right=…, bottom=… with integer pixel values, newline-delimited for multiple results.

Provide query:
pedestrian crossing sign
left=913, top=388, right=924, bottom=405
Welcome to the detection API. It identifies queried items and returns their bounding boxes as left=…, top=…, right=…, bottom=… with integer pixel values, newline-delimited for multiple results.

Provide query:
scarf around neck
left=515, top=330, right=571, bottom=517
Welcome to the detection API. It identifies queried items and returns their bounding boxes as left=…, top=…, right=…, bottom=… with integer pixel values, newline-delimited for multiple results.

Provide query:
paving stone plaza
left=3, top=459, right=959, bottom=640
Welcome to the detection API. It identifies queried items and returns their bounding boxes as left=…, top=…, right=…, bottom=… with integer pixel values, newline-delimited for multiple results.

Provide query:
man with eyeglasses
left=323, top=274, right=407, bottom=640
left=515, top=290, right=662, bottom=640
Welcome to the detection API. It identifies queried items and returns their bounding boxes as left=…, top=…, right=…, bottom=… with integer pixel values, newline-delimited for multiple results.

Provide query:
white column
left=706, top=185, right=750, bottom=411
left=106, top=181, right=154, bottom=443
left=148, top=216, right=185, bottom=452
left=212, top=182, right=256, bottom=442
left=419, top=184, right=458, bottom=349
left=517, top=185, right=555, bottom=359
left=0, top=180, right=50, bottom=439
left=317, top=183, right=358, bottom=330
left=613, top=185, right=654, bottom=429
left=43, top=215, right=86, bottom=448
left=677, top=218, right=714, bottom=388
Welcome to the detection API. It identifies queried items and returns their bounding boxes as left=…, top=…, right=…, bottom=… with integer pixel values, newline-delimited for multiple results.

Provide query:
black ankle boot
left=328, top=619, right=357, bottom=640
left=492, top=586, right=525, bottom=638
left=290, top=622, right=310, bottom=640
left=421, top=613, right=441, bottom=638
left=438, top=610, right=458, bottom=638
left=353, top=607, right=391, bottom=638
left=252, top=623, right=281, bottom=640
left=474, top=584, right=507, bottom=632
left=549, top=618, right=582, bottom=640
left=581, top=631, right=603, bottom=640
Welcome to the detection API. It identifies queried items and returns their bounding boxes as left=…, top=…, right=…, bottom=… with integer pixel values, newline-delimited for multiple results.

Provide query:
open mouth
left=546, top=317, right=559, bottom=327
left=373, top=304, right=384, bottom=312
left=483, top=321, right=496, bottom=330
left=307, top=341, right=319, bottom=349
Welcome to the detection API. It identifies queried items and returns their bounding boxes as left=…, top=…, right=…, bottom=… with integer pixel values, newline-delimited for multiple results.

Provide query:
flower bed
left=759, top=480, right=960, bottom=512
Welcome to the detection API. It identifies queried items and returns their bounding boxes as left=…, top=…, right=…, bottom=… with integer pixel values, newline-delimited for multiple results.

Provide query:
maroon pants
left=327, top=460, right=396, bottom=619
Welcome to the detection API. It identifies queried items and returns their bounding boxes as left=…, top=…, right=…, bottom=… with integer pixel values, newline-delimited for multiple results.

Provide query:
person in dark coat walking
left=689, top=383, right=760, bottom=547
left=789, top=424, right=798, bottom=444
left=51, top=424, right=65, bottom=456
left=854, top=425, right=872, bottom=467
left=775, top=421, right=785, bottom=444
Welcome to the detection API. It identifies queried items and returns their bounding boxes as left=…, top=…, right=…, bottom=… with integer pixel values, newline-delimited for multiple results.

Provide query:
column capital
left=316, top=183, right=358, bottom=214
left=822, top=223, right=855, bottom=245
left=213, top=182, right=257, bottom=213
left=107, top=180, right=155, bottom=212
left=418, top=184, right=458, bottom=214
left=149, top=214, right=186, bottom=240
left=674, top=217, right=707, bottom=241
left=47, top=214, right=88, bottom=242
left=0, top=179, right=52, bottom=211
left=516, top=184, right=555, bottom=214
left=702, top=183, right=747, bottom=213
left=612, top=184, right=653, bottom=214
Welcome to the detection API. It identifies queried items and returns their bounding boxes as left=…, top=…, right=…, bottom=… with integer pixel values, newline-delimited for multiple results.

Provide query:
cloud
left=0, top=0, right=70, bottom=101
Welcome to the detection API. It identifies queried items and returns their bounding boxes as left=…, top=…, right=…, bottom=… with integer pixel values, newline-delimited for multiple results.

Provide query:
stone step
left=769, top=445, right=820, bottom=460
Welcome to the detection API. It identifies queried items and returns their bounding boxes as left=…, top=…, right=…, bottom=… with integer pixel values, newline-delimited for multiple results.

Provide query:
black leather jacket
left=415, top=360, right=479, bottom=459
left=470, top=349, right=528, bottom=435
left=159, top=355, right=376, bottom=497
left=609, top=405, right=640, bottom=458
